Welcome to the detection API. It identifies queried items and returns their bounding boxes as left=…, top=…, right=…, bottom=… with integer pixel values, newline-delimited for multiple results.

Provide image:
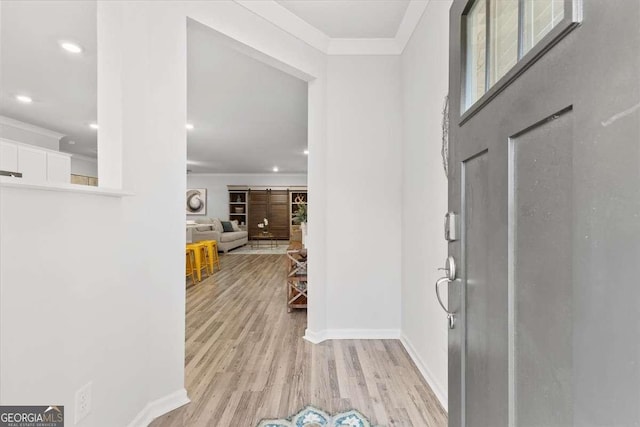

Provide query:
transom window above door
left=463, top=0, right=580, bottom=115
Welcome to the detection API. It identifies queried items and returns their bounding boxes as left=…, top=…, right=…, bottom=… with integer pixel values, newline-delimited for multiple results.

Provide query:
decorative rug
left=257, top=406, right=377, bottom=427
left=226, top=242, right=289, bottom=255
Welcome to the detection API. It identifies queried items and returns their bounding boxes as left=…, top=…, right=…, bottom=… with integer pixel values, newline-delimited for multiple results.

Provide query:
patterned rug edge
left=256, top=405, right=379, bottom=427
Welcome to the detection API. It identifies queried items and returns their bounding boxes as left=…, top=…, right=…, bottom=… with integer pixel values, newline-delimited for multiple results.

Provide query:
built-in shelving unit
left=228, top=186, right=249, bottom=227
left=228, top=185, right=308, bottom=240
left=289, top=187, right=307, bottom=242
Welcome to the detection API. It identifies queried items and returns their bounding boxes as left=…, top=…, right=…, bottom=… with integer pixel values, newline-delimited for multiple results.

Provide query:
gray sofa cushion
left=219, top=231, right=248, bottom=243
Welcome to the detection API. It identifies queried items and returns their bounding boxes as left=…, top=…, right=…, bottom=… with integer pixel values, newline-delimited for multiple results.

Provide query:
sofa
left=192, top=218, right=248, bottom=253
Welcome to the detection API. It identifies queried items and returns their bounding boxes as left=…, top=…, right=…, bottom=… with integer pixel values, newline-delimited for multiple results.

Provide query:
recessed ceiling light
left=68, top=140, right=76, bottom=145
left=60, top=41, right=83, bottom=54
left=89, top=123, right=99, bottom=130
left=186, top=123, right=194, bottom=130
left=273, top=166, right=279, bottom=172
left=303, top=149, right=309, bottom=155
left=15, top=95, right=32, bottom=103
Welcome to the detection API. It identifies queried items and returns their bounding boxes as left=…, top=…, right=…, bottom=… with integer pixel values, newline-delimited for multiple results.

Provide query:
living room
left=183, top=18, right=309, bottom=285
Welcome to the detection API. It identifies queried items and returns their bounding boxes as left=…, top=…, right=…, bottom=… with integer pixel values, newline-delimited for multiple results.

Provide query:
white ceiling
left=0, top=1, right=419, bottom=170
left=187, top=19, right=308, bottom=174
left=277, top=0, right=410, bottom=38
left=0, top=1, right=97, bottom=157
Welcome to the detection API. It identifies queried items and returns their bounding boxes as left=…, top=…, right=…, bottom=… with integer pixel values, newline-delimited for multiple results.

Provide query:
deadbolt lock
left=444, top=212, right=458, bottom=242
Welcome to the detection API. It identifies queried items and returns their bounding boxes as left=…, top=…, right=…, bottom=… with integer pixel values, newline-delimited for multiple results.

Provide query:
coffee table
left=251, top=232, right=276, bottom=249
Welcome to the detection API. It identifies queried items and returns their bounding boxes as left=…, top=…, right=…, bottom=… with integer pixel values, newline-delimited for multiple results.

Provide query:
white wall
left=71, top=156, right=98, bottom=177
left=400, top=0, right=452, bottom=409
left=186, top=173, right=307, bottom=221
left=324, top=55, right=403, bottom=334
left=0, top=190, right=149, bottom=424
left=0, top=2, right=328, bottom=426
left=0, top=3, right=189, bottom=427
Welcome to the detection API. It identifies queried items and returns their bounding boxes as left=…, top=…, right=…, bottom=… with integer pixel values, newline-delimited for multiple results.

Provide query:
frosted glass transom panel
left=522, top=0, right=564, bottom=54
left=489, top=0, right=519, bottom=86
left=463, top=0, right=567, bottom=112
left=465, top=0, right=487, bottom=110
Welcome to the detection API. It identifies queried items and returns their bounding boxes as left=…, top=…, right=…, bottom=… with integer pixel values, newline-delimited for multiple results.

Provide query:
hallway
left=152, top=254, right=446, bottom=426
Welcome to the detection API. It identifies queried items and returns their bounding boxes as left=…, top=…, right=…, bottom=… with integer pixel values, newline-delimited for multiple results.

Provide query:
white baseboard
left=304, top=328, right=401, bottom=343
left=400, top=334, right=448, bottom=411
left=127, top=388, right=190, bottom=427
left=304, top=328, right=327, bottom=343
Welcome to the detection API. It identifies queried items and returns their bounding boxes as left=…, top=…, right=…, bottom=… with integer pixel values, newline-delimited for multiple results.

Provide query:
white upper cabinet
left=18, top=145, right=47, bottom=182
left=0, top=140, right=18, bottom=172
left=47, top=152, right=71, bottom=183
left=1, top=138, right=71, bottom=183
left=17, top=145, right=47, bottom=181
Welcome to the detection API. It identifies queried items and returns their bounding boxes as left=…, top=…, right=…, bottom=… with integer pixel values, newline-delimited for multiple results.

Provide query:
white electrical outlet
left=74, top=382, right=92, bottom=424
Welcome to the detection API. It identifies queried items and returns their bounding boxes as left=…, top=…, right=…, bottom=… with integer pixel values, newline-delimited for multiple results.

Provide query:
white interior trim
left=126, top=388, right=190, bottom=427
left=395, top=0, right=431, bottom=54
left=303, top=329, right=327, bottom=344
left=68, top=153, right=98, bottom=163
left=0, top=115, right=66, bottom=140
left=304, top=329, right=401, bottom=343
left=0, top=176, right=133, bottom=197
left=234, top=0, right=330, bottom=52
left=233, top=0, right=431, bottom=55
left=400, top=333, right=448, bottom=411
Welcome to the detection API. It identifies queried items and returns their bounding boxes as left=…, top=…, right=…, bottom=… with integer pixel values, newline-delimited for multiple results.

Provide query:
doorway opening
left=181, top=17, right=312, bottom=413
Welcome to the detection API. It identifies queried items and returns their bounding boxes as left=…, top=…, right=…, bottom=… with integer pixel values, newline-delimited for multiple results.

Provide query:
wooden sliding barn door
left=248, top=189, right=290, bottom=240
left=248, top=190, right=268, bottom=238
left=268, top=190, right=290, bottom=240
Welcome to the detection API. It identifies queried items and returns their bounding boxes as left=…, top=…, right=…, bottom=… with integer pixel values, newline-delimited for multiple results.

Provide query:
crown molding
left=328, top=1, right=430, bottom=55
left=395, top=0, right=431, bottom=54
left=66, top=153, right=98, bottom=162
left=233, top=0, right=430, bottom=56
left=234, top=0, right=330, bottom=53
left=0, top=115, right=66, bottom=140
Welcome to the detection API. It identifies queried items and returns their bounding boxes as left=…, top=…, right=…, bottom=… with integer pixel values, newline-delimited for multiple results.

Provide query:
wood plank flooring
left=151, top=254, right=447, bottom=427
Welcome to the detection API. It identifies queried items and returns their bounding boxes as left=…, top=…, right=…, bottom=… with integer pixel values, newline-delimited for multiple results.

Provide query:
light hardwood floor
left=151, top=254, right=447, bottom=427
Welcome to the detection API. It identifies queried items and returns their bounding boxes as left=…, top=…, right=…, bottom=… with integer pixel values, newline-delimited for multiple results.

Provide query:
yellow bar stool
left=201, top=240, right=221, bottom=273
left=186, top=247, right=197, bottom=284
left=186, top=242, right=210, bottom=282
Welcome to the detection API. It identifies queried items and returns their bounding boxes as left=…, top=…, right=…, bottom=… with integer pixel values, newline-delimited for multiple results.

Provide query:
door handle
left=435, top=256, right=457, bottom=329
